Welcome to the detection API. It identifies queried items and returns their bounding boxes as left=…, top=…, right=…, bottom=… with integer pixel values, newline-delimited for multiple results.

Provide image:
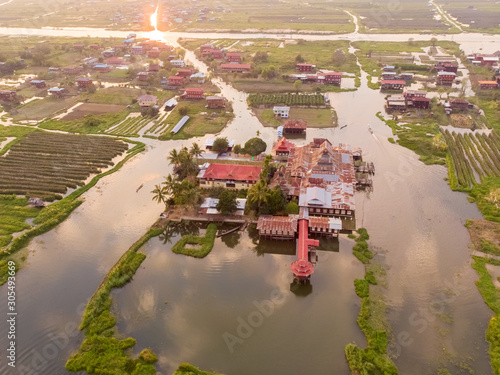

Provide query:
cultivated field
left=248, top=93, right=326, bottom=107
left=443, top=130, right=500, bottom=190
left=61, top=103, right=126, bottom=121
left=0, top=195, right=40, bottom=248
left=0, top=131, right=128, bottom=200
left=436, top=0, right=500, bottom=32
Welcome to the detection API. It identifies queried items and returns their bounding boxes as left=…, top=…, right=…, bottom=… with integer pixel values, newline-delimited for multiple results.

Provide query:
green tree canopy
left=243, top=137, right=266, bottom=156
left=212, top=137, right=229, bottom=153
left=216, top=190, right=238, bottom=215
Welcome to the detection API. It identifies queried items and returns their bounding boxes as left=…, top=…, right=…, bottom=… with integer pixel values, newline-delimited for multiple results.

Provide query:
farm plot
left=144, top=112, right=171, bottom=135
left=443, top=130, right=500, bottom=190
left=0, top=131, right=128, bottom=200
left=0, top=195, right=40, bottom=248
left=248, top=93, right=326, bottom=107
left=61, top=103, right=126, bottom=121
left=106, top=115, right=153, bottom=137
left=436, top=0, right=500, bottom=31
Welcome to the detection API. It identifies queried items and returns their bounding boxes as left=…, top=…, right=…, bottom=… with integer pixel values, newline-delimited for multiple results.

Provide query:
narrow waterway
left=0, top=27, right=498, bottom=375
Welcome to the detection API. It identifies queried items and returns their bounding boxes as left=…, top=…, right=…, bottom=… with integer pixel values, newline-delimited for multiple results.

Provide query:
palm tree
left=168, top=148, right=182, bottom=167
left=162, top=174, right=179, bottom=196
left=189, top=143, right=203, bottom=160
left=151, top=184, right=167, bottom=205
left=247, top=181, right=270, bottom=212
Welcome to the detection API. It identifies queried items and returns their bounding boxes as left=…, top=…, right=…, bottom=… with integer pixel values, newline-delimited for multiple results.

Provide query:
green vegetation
left=470, top=177, right=500, bottom=222
left=248, top=93, right=325, bottom=107
left=173, top=363, right=225, bottom=375
left=216, top=190, right=238, bottom=215
left=81, top=87, right=147, bottom=106
left=285, top=202, right=300, bottom=215
left=39, top=110, right=129, bottom=134
left=106, top=115, right=153, bottom=137
left=67, top=227, right=163, bottom=375
left=352, top=228, right=373, bottom=264
left=346, top=228, right=398, bottom=375
left=171, top=223, right=217, bottom=258
left=0, top=195, right=40, bottom=250
left=12, top=96, right=79, bottom=122
left=0, top=131, right=128, bottom=200
left=376, top=111, right=448, bottom=165
left=158, top=100, right=233, bottom=140
left=254, top=107, right=335, bottom=128
left=242, top=137, right=267, bottom=156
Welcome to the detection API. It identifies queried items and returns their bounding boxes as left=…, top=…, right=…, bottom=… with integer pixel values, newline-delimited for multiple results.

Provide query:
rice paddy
left=0, top=131, right=128, bottom=200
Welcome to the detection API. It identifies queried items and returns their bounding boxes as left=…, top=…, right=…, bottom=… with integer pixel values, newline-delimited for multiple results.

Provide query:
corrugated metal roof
left=171, top=116, right=190, bottom=134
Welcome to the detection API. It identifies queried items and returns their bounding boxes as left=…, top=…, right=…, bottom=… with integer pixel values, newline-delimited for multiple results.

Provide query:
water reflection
left=290, top=279, right=313, bottom=297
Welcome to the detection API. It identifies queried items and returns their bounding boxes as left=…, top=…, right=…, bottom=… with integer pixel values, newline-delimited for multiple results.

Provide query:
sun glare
left=149, top=5, right=163, bottom=41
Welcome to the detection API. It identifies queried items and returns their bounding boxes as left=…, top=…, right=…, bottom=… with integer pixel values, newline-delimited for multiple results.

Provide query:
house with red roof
left=220, top=63, right=251, bottom=73
left=272, top=137, right=295, bottom=161
left=380, top=80, right=406, bottom=90
left=324, top=72, right=342, bottom=85
left=296, top=63, right=315, bottom=72
left=197, top=163, right=262, bottom=189
left=181, top=88, right=204, bottom=99
left=226, top=52, right=242, bottom=63
left=168, top=75, right=185, bottom=86
left=75, top=78, right=93, bottom=89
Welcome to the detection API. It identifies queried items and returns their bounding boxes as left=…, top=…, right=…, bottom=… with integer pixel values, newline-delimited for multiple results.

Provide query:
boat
left=368, top=126, right=373, bottom=134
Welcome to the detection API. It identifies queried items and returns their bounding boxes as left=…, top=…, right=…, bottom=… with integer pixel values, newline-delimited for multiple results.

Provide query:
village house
left=220, top=63, right=251, bottom=73
left=204, top=138, right=234, bottom=151
left=409, top=97, right=431, bottom=109
left=449, top=98, right=471, bottom=113
left=171, top=59, right=185, bottom=67
left=403, top=89, right=427, bottom=99
left=257, top=215, right=298, bottom=239
left=147, top=48, right=160, bottom=58
left=380, top=80, right=406, bottom=90
left=283, top=119, right=307, bottom=135
left=48, top=87, right=66, bottom=97
left=83, top=57, right=99, bottom=67
left=296, top=63, right=315, bottom=73
left=190, top=72, right=206, bottom=84
left=0, top=90, right=17, bottom=101
left=435, top=61, right=458, bottom=73
left=93, top=64, right=111, bottom=73
left=75, top=78, right=93, bottom=89
left=197, top=163, right=262, bottom=189
left=202, top=49, right=223, bottom=59
left=382, top=72, right=397, bottom=80
left=137, top=94, right=158, bottom=107
left=168, top=75, right=185, bottom=86
left=29, top=80, right=46, bottom=89
left=199, top=197, right=246, bottom=216
left=386, top=95, right=407, bottom=111
left=272, top=137, right=295, bottom=162
left=383, top=65, right=395, bottom=72
left=102, top=49, right=116, bottom=58
left=181, top=88, right=204, bottom=100
left=399, top=72, right=414, bottom=81
left=89, top=44, right=100, bottom=50
left=324, top=72, right=342, bottom=85
left=164, top=98, right=177, bottom=111
left=467, top=54, right=499, bottom=67
left=226, top=52, right=242, bottom=63
left=48, top=67, right=59, bottom=74
left=137, top=72, right=150, bottom=81
left=478, top=81, right=499, bottom=89
left=131, top=46, right=144, bottom=55
left=273, top=106, right=290, bottom=118
left=206, top=96, right=226, bottom=109
left=200, top=44, right=215, bottom=53
left=177, top=68, right=192, bottom=77
left=437, top=71, right=456, bottom=84
left=106, top=57, right=126, bottom=65
left=148, top=64, right=161, bottom=72
left=63, top=66, right=83, bottom=75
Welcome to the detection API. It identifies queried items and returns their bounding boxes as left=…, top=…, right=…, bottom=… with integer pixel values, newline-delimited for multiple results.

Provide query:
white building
left=273, top=106, right=290, bottom=118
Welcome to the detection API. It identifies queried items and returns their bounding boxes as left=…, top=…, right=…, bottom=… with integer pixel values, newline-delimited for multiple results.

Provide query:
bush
left=354, top=279, right=369, bottom=298
left=178, top=105, right=189, bottom=116
left=243, top=137, right=266, bottom=156
left=285, top=202, right=299, bottom=215
left=171, top=223, right=217, bottom=258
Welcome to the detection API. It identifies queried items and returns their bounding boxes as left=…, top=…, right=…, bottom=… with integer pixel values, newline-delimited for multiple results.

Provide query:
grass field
left=0, top=195, right=40, bottom=248
left=254, top=107, right=335, bottom=128
left=61, top=103, right=126, bottom=121
left=39, top=110, right=129, bottom=134
left=12, top=96, right=78, bottom=122
left=436, top=0, right=500, bottom=32
left=158, top=100, right=234, bottom=140
left=80, top=87, right=147, bottom=106
left=0, top=131, right=128, bottom=200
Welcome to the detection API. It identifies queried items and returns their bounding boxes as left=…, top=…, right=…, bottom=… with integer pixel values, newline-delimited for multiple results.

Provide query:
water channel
left=0, top=26, right=498, bottom=374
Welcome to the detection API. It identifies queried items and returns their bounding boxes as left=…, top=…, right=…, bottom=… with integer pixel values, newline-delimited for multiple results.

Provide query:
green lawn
left=13, top=96, right=78, bottom=122
left=255, top=107, right=335, bottom=128
left=0, top=195, right=40, bottom=248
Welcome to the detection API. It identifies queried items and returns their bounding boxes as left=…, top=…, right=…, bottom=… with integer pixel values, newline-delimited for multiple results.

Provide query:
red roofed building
left=148, top=64, right=161, bottom=72
left=478, top=81, right=499, bottom=89
left=177, top=69, right=192, bottom=77
left=147, top=48, right=160, bottom=58
left=0, top=90, right=17, bottom=101
left=283, top=120, right=307, bottom=134
left=75, top=77, right=93, bottom=88
left=257, top=215, right=298, bottom=238
left=324, top=72, right=342, bottom=85
left=202, top=49, right=223, bottom=59
left=197, top=163, right=262, bottom=189
left=206, top=96, right=226, bottom=108
left=296, top=63, right=314, bottom=72
left=220, top=63, right=251, bottom=73
left=273, top=137, right=295, bottom=161
left=226, top=52, right=242, bottom=63
left=106, top=57, right=126, bottom=65
left=380, top=80, right=406, bottom=90
left=181, top=88, right=204, bottom=99
left=168, top=75, right=185, bottom=86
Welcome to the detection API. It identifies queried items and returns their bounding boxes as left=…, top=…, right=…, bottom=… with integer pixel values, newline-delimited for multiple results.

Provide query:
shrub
left=171, top=223, right=217, bottom=258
